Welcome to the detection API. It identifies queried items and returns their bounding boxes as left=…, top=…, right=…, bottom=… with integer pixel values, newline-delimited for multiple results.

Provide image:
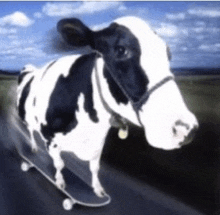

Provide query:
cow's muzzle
left=179, top=124, right=198, bottom=147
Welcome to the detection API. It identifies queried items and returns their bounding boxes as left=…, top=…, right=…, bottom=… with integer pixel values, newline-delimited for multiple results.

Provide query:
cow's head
left=57, top=16, right=198, bottom=150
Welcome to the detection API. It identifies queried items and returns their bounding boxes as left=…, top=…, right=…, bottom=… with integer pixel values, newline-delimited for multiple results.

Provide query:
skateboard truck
left=21, top=160, right=76, bottom=211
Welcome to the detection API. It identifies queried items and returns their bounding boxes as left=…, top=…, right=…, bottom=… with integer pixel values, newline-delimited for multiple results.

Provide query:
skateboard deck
left=14, top=125, right=111, bottom=210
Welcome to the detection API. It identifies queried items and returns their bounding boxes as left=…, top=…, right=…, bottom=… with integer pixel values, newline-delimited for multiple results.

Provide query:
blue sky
left=0, top=1, right=220, bottom=70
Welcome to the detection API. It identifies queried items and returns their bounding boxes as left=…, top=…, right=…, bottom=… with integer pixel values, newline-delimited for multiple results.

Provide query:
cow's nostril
left=179, top=125, right=198, bottom=146
left=172, top=127, right=177, bottom=136
left=175, top=120, right=190, bottom=130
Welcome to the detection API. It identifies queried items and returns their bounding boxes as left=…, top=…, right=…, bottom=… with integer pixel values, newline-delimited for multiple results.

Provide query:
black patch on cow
left=41, top=53, right=98, bottom=141
left=18, top=72, right=30, bottom=85
left=94, top=23, right=149, bottom=104
left=18, top=77, right=34, bottom=121
left=104, top=62, right=148, bottom=103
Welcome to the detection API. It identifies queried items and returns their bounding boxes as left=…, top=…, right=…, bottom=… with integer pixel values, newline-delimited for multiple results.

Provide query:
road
left=0, top=116, right=210, bottom=215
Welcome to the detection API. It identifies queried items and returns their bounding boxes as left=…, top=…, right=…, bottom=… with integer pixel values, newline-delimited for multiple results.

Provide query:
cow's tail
left=17, top=64, right=36, bottom=100
left=18, top=64, right=36, bottom=84
left=16, top=64, right=37, bottom=123
left=12, top=64, right=37, bottom=131
left=4, top=65, right=36, bottom=140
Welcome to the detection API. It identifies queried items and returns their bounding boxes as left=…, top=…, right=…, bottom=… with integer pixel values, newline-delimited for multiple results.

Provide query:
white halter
left=94, top=54, right=174, bottom=139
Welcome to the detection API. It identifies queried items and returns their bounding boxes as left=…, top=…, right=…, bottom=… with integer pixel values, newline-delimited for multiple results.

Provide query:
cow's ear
left=57, top=18, right=94, bottom=48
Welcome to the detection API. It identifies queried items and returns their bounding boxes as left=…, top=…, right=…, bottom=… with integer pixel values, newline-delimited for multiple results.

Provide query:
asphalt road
left=0, top=116, right=211, bottom=215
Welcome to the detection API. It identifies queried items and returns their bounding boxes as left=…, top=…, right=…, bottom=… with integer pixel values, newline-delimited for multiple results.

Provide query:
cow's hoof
left=31, top=146, right=38, bottom=153
left=56, top=179, right=66, bottom=190
left=94, top=187, right=106, bottom=198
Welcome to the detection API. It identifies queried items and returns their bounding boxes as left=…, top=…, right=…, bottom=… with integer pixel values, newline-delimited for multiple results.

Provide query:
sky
left=0, top=1, right=220, bottom=70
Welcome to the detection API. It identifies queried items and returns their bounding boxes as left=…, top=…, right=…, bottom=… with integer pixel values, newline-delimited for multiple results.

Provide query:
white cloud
left=0, top=11, right=34, bottom=27
left=188, top=7, right=220, bottom=18
left=118, top=4, right=127, bottom=12
left=75, top=2, right=122, bottom=14
left=199, top=43, right=220, bottom=52
left=196, top=35, right=205, bottom=40
left=181, top=29, right=189, bottom=36
left=156, top=23, right=179, bottom=37
left=34, top=12, right=43, bottom=19
left=191, top=26, right=220, bottom=34
left=166, top=13, right=186, bottom=20
left=195, top=21, right=206, bottom=26
left=181, top=47, right=188, bottom=52
left=8, top=35, right=18, bottom=40
left=193, top=27, right=205, bottom=33
left=42, top=2, right=76, bottom=17
left=210, top=28, right=220, bottom=34
left=0, top=37, right=44, bottom=59
left=0, top=27, right=17, bottom=34
left=92, top=22, right=111, bottom=31
left=6, top=55, right=17, bottom=60
left=42, top=2, right=123, bottom=17
left=1, top=45, right=46, bottom=58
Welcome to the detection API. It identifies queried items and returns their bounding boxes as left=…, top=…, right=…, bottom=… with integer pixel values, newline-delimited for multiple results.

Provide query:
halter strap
left=132, top=76, right=174, bottom=112
left=94, top=55, right=174, bottom=129
left=94, top=57, right=128, bottom=130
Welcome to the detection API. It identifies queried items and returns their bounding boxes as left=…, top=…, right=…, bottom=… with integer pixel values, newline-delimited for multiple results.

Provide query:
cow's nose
left=179, top=125, right=198, bottom=146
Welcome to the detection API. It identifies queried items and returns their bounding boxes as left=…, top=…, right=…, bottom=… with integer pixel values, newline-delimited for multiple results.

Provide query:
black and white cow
left=17, top=16, right=198, bottom=197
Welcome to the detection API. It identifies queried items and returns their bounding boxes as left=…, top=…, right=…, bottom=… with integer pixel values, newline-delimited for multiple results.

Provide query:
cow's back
left=17, top=53, right=98, bottom=142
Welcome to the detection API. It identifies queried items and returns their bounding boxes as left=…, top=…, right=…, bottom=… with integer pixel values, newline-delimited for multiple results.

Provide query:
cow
left=17, top=16, right=198, bottom=197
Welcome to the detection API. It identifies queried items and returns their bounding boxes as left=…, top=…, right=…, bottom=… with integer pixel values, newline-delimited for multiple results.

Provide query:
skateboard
left=14, top=123, right=111, bottom=210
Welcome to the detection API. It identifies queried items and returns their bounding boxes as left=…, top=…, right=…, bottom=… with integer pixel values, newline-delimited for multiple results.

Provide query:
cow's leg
left=48, top=141, right=66, bottom=189
left=89, top=152, right=105, bottom=197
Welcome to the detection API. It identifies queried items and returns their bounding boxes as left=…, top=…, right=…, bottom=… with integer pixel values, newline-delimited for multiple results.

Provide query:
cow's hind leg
left=48, top=141, right=66, bottom=189
left=89, top=153, right=106, bottom=198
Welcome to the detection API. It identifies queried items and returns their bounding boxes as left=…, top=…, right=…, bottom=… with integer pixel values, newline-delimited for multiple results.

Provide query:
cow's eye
left=115, top=46, right=128, bottom=58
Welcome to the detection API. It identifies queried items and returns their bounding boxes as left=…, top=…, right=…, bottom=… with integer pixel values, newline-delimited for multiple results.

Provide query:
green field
left=176, top=75, right=220, bottom=124
left=0, top=75, right=17, bottom=117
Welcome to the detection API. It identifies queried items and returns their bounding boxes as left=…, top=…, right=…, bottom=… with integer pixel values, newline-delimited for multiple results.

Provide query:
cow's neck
left=93, top=57, right=174, bottom=128
left=94, top=57, right=141, bottom=126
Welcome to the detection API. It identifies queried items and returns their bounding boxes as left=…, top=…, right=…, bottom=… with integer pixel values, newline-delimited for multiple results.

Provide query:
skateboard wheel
left=21, top=161, right=32, bottom=172
left=63, top=198, right=74, bottom=211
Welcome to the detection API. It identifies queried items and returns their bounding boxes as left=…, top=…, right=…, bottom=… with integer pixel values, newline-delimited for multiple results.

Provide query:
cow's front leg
left=29, top=129, right=38, bottom=153
left=89, top=154, right=105, bottom=198
left=48, top=141, right=66, bottom=189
